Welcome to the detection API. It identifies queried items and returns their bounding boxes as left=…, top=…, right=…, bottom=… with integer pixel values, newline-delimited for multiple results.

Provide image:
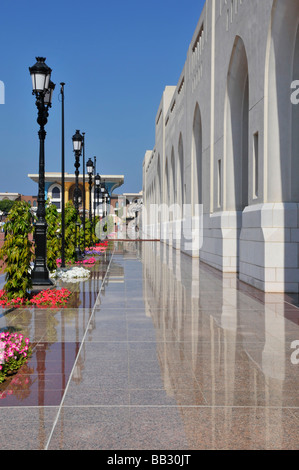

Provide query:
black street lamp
left=105, top=194, right=110, bottom=218
left=101, top=185, right=109, bottom=218
left=107, top=195, right=111, bottom=209
left=29, top=57, right=55, bottom=287
left=93, top=156, right=97, bottom=220
left=95, top=173, right=101, bottom=218
left=72, top=129, right=83, bottom=261
left=86, top=158, right=94, bottom=226
left=82, top=132, right=86, bottom=254
left=100, top=184, right=106, bottom=207
left=60, top=82, right=66, bottom=268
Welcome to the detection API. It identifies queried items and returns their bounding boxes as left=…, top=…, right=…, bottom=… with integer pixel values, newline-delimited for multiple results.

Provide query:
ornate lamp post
left=93, top=156, right=97, bottom=218
left=60, top=82, right=66, bottom=268
left=103, top=194, right=107, bottom=218
left=86, top=158, right=94, bottom=226
left=100, top=184, right=106, bottom=216
left=95, top=173, right=101, bottom=218
left=72, top=130, right=83, bottom=261
left=101, top=185, right=109, bottom=217
left=102, top=188, right=109, bottom=237
left=29, top=57, right=55, bottom=287
left=82, top=132, right=86, bottom=254
left=107, top=195, right=111, bottom=217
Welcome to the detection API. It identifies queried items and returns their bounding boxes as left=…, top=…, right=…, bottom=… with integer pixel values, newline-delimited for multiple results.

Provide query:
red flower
left=0, top=288, right=71, bottom=309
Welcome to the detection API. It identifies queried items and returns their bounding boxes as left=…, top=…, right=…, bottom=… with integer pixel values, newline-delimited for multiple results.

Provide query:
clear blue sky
left=0, top=0, right=205, bottom=196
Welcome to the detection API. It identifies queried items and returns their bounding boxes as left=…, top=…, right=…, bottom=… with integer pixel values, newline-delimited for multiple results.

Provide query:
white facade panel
left=143, top=0, right=299, bottom=293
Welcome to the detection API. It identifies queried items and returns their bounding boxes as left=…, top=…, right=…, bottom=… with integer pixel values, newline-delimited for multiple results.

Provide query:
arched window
left=225, top=35, right=249, bottom=211
left=49, top=184, right=62, bottom=212
left=178, top=134, right=184, bottom=207
left=192, top=103, right=203, bottom=210
left=52, top=186, right=60, bottom=198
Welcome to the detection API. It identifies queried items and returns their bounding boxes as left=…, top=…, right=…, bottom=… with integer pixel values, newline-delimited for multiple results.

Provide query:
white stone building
left=142, top=0, right=299, bottom=293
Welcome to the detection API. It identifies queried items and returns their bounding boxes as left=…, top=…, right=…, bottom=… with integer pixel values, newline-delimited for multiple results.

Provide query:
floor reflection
left=0, top=251, right=113, bottom=407
left=141, top=242, right=299, bottom=409
left=0, top=342, right=79, bottom=406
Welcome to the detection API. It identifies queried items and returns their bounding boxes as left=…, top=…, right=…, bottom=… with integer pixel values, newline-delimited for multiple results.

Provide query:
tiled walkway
left=1, top=241, right=299, bottom=449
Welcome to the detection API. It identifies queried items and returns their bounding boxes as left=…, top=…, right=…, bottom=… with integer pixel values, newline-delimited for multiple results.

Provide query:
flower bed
left=96, top=241, right=108, bottom=247
left=85, top=242, right=109, bottom=255
left=30, top=288, right=71, bottom=308
left=0, top=332, right=32, bottom=384
left=56, top=256, right=97, bottom=266
left=51, top=266, right=91, bottom=282
left=0, top=288, right=71, bottom=309
left=75, top=257, right=96, bottom=265
left=85, top=247, right=106, bottom=255
left=85, top=249, right=101, bottom=255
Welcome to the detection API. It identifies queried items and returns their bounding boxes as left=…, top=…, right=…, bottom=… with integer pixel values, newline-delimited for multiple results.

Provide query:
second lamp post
left=86, top=157, right=94, bottom=225
left=72, top=130, right=83, bottom=261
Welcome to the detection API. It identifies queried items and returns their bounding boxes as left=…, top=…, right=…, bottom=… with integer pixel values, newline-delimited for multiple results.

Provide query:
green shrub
left=0, top=199, right=16, bottom=214
left=0, top=201, right=33, bottom=300
left=83, top=218, right=96, bottom=249
left=45, top=202, right=61, bottom=272
left=64, top=201, right=78, bottom=263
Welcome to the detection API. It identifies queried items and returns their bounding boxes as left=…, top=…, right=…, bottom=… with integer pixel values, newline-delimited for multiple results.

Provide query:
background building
left=0, top=193, right=38, bottom=220
left=28, top=172, right=124, bottom=216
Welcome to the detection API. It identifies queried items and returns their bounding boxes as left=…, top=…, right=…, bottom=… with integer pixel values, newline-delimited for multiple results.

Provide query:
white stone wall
left=142, top=0, right=299, bottom=293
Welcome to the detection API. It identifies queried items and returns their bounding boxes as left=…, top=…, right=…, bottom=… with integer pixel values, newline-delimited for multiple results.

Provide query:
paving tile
left=178, top=407, right=299, bottom=450
left=63, top=385, right=130, bottom=406
left=0, top=407, right=59, bottom=450
left=127, top=407, right=190, bottom=450
left=47, top=407, right=132, bottom=450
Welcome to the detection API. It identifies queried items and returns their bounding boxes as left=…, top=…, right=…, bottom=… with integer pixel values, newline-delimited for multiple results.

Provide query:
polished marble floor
left=1, top=241, right=299, bottom=449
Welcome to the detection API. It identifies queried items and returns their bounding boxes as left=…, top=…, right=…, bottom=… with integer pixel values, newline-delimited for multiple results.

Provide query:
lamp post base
left=75, top=247, right=83, bottom=262
left=31, top=269, right=54, bottom=287
left=31, top=220, right=53, bottom=287
left=31, top=276, right=54, bottom=296
left=30, top=284, right=55, bottom=297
